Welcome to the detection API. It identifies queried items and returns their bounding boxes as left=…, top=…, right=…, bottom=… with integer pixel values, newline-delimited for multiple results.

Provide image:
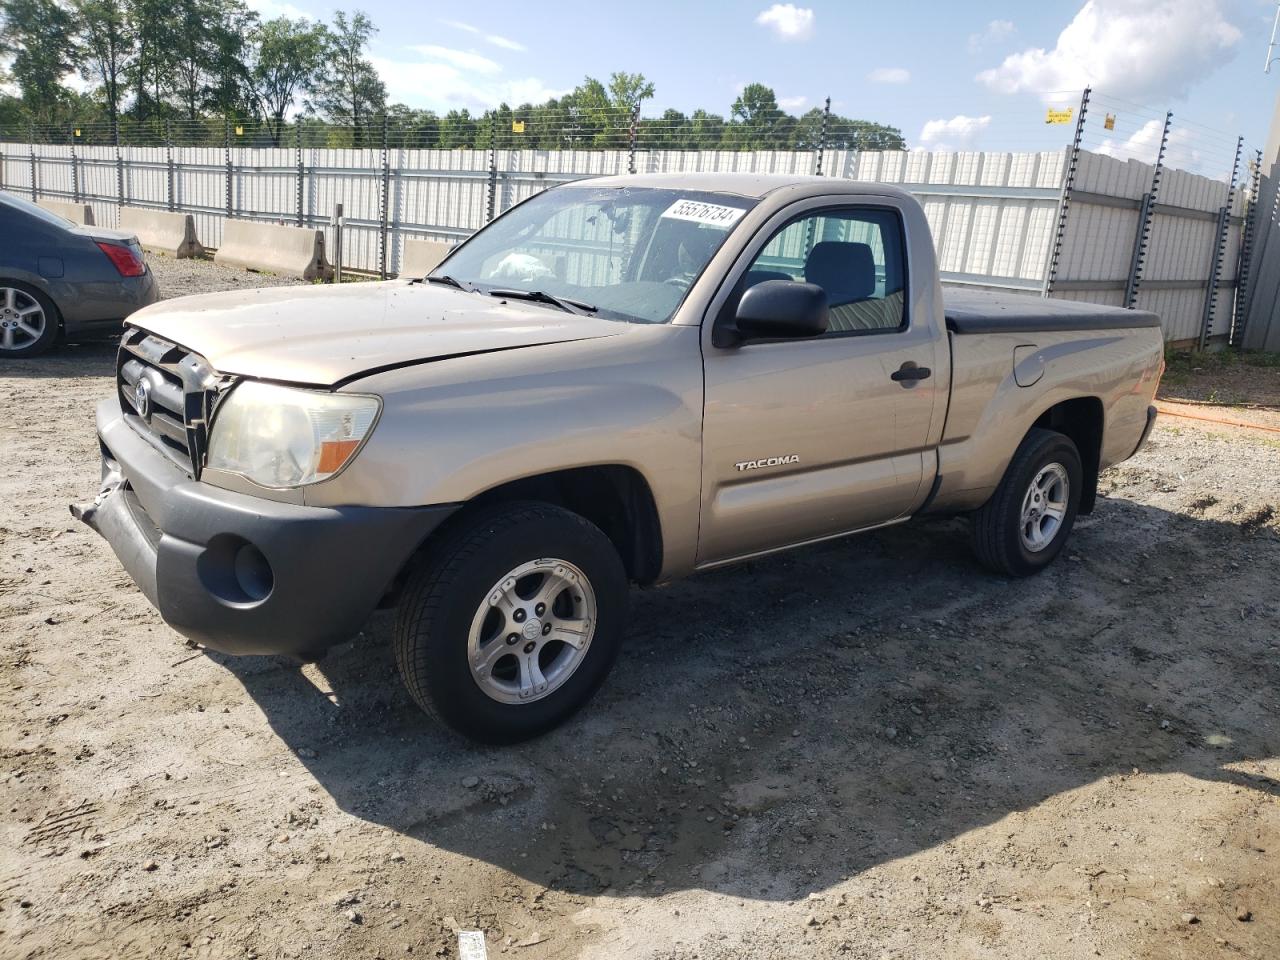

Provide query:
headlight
left=206, top=381, right=381, bottom=488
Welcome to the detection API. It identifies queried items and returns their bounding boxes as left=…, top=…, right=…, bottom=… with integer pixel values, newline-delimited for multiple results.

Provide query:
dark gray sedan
left=1, top=191, right=160, bottom=357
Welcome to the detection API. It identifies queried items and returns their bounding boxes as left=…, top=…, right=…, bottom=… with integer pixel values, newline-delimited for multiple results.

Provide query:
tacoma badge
left=734, top=454, right=800, bottom=472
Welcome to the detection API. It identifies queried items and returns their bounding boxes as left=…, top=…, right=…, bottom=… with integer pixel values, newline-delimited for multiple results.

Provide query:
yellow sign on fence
left=1104, top=113, right=1116, bottom=131
left=234, top=125, right=244, bottom=136
left=512, top=120, right=525, bottom=133
left=1045, top=108, right=1074, bottom=125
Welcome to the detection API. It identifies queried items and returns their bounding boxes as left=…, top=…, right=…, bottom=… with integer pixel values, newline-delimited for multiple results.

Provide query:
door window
left=742, top=208, right=906, bottom=334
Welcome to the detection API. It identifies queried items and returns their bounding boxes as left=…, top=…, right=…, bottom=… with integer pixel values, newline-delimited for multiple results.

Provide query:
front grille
left=117, top=327, right=225, bottom=477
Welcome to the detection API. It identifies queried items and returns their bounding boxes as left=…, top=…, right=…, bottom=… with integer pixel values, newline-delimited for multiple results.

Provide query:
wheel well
left=469, top=466, right=664, bottom=583
left=1032, top=397, right=1103, bottom=514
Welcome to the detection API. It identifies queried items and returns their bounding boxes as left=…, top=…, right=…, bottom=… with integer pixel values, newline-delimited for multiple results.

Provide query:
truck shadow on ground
left=215, top=495, right=1280, bottom=902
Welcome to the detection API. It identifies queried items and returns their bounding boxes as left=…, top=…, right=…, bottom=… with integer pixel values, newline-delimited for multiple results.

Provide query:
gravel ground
left=145, top=253, right=313, bottom=298
left=2, top=257, right=1278, bottom=960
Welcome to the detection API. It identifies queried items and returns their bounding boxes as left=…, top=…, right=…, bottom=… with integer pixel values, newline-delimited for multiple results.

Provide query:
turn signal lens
left=96, top=241, right=146, bottom=277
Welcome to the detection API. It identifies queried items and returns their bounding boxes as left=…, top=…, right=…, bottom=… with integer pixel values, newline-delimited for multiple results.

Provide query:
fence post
left=224, top=120, right=233, bottom=219
left=28, top=124, right=37, bottom=201
left=485, top=114, right=498, bottom=223
left=295, top=120, right=305, bottom=227
left=1124, top=110, right=1171, bottom=309
left=815, top=96, right=831, bottom=176
left=70, top=126, right=80, bottom=202
left=333, top=202, right=344, bottom=284
left=627, top=103, right=639, bottom=175
left=1044, top=86, right=1090, bottom=297
left=165, top=120, right=175, bottom=212
left=1198, top=136, right=1243, bottom=350
left=378, top=116, right=391, bottom=279
left=1231, top=150, right=1265, bottom=347
left=114, top=120, right=124, bottom=210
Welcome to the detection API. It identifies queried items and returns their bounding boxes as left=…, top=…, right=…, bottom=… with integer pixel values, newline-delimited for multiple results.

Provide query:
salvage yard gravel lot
left=2, top=256, right=1278, bottom=960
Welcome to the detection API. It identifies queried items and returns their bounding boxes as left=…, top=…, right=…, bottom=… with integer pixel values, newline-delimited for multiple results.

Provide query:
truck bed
left=944, top=289, right=1162, bottom=335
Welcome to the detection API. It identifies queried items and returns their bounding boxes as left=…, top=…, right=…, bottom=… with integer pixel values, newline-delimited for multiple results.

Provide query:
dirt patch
left=1159, top=349, right=1280, bottom=409
left=2, top=263, right=1278, bottom=960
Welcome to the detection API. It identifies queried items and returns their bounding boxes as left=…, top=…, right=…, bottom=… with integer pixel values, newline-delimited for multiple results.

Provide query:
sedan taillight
left=96, top=241, right=146, bottom=278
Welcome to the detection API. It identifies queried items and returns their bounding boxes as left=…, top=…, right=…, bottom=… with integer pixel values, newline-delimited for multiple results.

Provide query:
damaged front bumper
left=74, top=400, right=456, bottom=657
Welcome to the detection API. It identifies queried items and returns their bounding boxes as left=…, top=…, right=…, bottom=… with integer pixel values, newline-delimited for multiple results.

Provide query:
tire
left=970, top=427, right=1083, bottom=577
left=394, top=501, right=628, bottom=743
left=0, top=281, right=59, bottom=358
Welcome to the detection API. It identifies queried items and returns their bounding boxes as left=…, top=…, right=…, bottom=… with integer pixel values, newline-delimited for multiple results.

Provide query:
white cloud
left=777, top=95, right=808, bottom=110
left=755, top=4, right=814, bottom=41
left=371, top=54, right=568, bottom=112
left=968, top=19, right=1015, bottom=53
left=867, top=67, right=910, bottom=84
left=486, top=34, right=526, bottom=52
left=977, top=0, right=1240, bottom=102
left=918, top=114, right=992, bottom=151
left=1094, top=119, right=1216, bottom=174
left=441, top=19, right=526, bottom=52
left=408, top=45, right=502, bottom=75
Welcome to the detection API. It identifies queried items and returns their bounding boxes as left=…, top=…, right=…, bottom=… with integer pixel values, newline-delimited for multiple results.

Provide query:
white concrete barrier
left=399, top=238, right=454, bottom=278
left=120, top=207, right=203, bottom=259
left=214, top=220, right=334, bottom=281
left=37, top=198, right=94, bottom=226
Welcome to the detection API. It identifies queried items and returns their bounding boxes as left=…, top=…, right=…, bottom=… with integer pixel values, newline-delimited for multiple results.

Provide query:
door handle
left=890, top=362, right=932, bottom=383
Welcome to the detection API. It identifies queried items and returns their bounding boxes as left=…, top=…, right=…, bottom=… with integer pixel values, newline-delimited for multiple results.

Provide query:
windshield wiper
left=425, top=274, right=470, bottom=290
left=488, top=288, right=597, bottom=315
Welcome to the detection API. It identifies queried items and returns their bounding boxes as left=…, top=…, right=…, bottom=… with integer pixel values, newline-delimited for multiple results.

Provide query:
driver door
left=697, top=199, right=941, bottom=567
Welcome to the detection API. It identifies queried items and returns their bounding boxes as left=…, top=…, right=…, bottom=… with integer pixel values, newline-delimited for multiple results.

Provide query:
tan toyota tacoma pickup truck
left=76, top=174, right=1163, bottom=742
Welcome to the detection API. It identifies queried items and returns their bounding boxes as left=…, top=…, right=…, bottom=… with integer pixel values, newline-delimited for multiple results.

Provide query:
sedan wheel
left=0, top=284, right=57, bottom=357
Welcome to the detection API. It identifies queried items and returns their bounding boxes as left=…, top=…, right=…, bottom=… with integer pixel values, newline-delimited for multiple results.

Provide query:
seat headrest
left=804, top=242, right=876, bottom=306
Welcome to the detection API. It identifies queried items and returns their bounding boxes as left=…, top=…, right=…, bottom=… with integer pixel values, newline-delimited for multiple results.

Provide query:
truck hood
left=127, top=280, right=632, bottom=385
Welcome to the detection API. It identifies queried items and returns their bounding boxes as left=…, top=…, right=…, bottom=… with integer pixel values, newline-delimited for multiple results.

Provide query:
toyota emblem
left=134, top=378, right=152, bottom=420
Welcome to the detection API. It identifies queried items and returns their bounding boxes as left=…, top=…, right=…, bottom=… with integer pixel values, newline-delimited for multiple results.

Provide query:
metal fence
left=1236, top=161, right=1280, bottom=351
left=0, top=99, right=1259, bottom=347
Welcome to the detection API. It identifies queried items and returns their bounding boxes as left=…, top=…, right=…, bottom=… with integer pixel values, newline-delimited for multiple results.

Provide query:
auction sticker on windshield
left=661, top=199, right=747, bottom=229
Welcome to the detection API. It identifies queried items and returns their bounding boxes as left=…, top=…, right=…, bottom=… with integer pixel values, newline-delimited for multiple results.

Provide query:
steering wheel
left=664, top=275, right=692, bottom=290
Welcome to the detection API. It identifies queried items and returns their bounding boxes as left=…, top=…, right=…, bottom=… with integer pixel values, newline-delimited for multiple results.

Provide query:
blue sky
left=249, top=0, right=1280, bottom=175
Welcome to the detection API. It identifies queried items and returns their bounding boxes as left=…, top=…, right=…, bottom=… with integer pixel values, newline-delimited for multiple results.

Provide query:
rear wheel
left=394, top=502, right=628, bottom=743
left=0, top=282, right=58, bottom=358
left=971, top=427, right=1082, bottom=576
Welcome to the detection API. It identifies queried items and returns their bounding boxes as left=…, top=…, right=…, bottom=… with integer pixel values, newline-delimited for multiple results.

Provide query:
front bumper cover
left=75, top=399, right=456, bottom=657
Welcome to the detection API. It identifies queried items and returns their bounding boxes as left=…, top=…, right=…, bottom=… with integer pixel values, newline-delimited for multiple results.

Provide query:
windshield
left=433, top=186, right=757, bottom=324
left=0, top=190, right=75, bottom=229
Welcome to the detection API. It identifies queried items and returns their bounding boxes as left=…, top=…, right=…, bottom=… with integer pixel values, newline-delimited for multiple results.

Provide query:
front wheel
left=970, top=427, right=1083, bottom=576
left=393, top=502, right=628, bottom=743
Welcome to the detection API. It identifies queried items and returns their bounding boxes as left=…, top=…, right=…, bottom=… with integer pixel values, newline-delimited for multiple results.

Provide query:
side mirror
left=729, top=280, right=829, bottom=343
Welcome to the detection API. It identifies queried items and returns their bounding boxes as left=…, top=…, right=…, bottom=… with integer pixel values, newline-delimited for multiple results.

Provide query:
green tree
left=385, top=103, right=439, bottom=147
left=309, top=10, right=386, bottom=147
left=71, top=0, right=134, bottom=130
left=127, top=0, right=179, bottom=121
left=437, top=108, right=477, bottom=148
left=729, top=83, right=783, bottom=147
left=606, top=71, right=654, bottom=118
left=205, top=0, right=258, bottom=119
left=251, top=16, right=326, bottom=143
left=1, top=0, right=77, bottom=125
